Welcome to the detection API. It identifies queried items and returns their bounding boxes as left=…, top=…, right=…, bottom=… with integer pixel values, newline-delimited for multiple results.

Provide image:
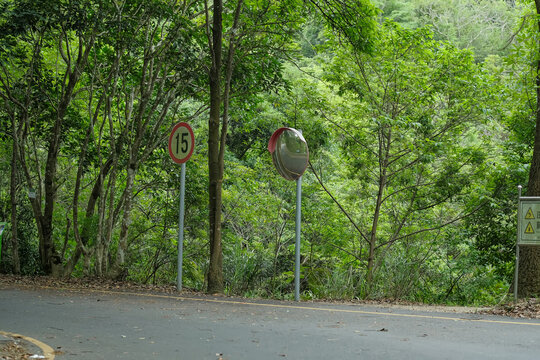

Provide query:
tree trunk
left=116, top=165, right=137, bottom=269
left=10, top=117, right=20, bottom=274
left=207, top=0, right=225, bottom=294
left=205, top=0, right=243, bottom=293
left=36, top=30, right=95, bottom=275
left=366, top=126, right=391, bottom=294
left=520, top=0, right=540, bottom=298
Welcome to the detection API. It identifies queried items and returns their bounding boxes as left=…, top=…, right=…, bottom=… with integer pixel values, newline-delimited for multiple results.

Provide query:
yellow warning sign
left=520, top=202, right=540, bottom=245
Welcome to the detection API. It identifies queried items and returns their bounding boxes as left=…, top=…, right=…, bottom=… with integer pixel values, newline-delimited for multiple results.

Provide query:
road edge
left=0, top=330, right=55, bottom=360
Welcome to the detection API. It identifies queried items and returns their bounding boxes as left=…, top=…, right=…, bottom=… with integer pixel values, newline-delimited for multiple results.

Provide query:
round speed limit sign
left=168, top=122, right=194, bottom=164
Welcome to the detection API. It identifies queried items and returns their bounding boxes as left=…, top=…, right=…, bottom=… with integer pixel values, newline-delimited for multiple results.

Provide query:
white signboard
left=519, top=200, right=540, bottom=245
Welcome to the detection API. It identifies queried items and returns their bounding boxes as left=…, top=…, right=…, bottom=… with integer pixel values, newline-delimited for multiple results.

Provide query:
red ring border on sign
left=168, top=122, right=195, bottom=164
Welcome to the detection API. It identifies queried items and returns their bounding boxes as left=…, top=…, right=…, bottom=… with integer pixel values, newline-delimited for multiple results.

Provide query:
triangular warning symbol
left=525, top=222, right=535, bottom=234
left=526, top=208, right=535, bottom=219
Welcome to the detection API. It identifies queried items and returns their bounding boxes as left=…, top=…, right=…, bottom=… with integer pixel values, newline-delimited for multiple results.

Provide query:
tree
left=0, top=0, right=102, bottom=275
left=0, top=0, right=204, bottom=277
left=205, top=0, right=227, bottom=294
left=376, top=0, right=518, bottom=61
left=93, top=0, right=203, bottom=277
left=204, top=0, right=307, bottom=293
left=520, top=0, right=540, bottom=297
left=8, top=82, right=21, bottom=274
left=203, top=0, right=380, bottom=294
left=319, top=21, right=492, bottom=295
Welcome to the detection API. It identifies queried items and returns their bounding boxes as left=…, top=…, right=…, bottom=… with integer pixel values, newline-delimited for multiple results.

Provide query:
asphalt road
left=1, top=285, right=539, bottom=359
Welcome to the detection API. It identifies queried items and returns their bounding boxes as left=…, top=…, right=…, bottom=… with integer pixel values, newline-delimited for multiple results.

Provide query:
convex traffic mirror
left=268, top=128, right=309, bottom=181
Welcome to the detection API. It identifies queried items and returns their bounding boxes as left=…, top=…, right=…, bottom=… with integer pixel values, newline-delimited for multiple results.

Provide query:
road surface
left=0, top=284, right=539, bottom=359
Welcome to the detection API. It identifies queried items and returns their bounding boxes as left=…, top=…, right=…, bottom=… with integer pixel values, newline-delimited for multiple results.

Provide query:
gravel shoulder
left=0, top=274, right=538, bottom=320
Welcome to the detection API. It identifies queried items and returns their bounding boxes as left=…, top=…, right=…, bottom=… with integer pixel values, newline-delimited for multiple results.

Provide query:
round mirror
left=268, top=128, right=309, bottom=181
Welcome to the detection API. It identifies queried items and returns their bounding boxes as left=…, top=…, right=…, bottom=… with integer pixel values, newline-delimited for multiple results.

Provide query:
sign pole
left=295, top=176, right=302, bottom=302
left=514, top=185, right=522, bottom=302
left=168, top=121, right=194, bottom=292
left=177, top=162, right=186, bottom=291
left=268, top=127, right=309, bottom=302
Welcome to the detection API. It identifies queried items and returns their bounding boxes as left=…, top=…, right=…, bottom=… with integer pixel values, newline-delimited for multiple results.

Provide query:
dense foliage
left=0, top=0, right=536, bottom=304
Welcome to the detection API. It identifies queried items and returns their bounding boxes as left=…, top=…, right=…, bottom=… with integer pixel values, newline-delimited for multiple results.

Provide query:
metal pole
left=177, top=162, right=186, bottom=291
left=514, top=185, right=522, bottom=302
left=295, top=176, right=302, bottom=302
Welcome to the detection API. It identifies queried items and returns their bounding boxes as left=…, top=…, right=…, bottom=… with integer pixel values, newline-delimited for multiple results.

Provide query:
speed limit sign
left=168, top=122, right=194, bottom=164
left=167, top=122, right=194, bottom=291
